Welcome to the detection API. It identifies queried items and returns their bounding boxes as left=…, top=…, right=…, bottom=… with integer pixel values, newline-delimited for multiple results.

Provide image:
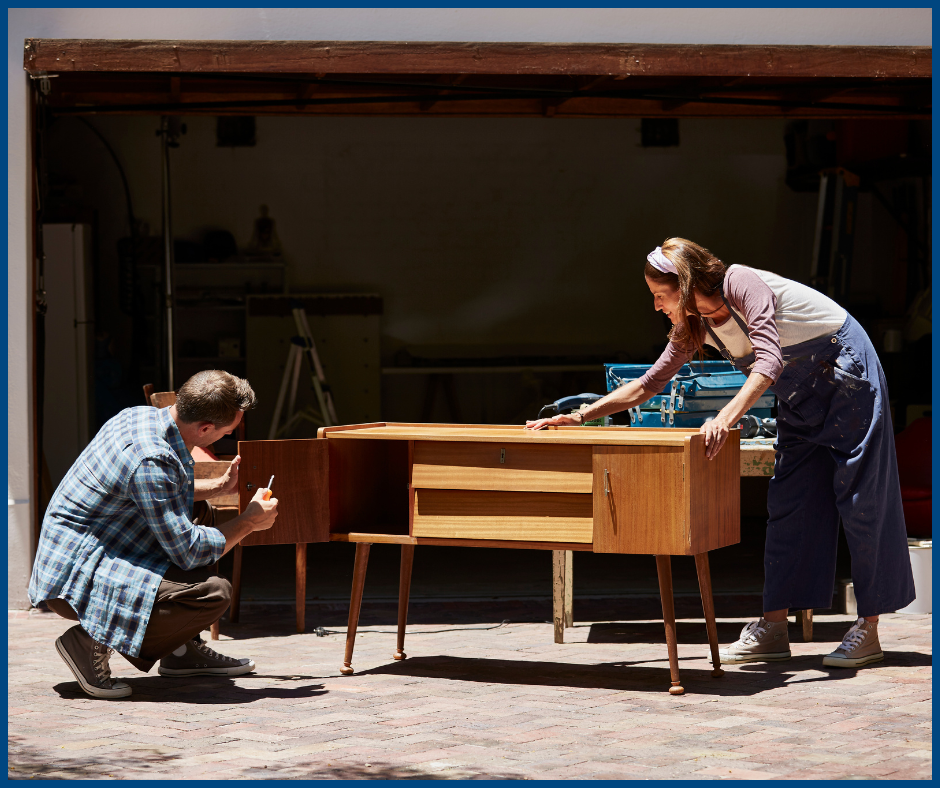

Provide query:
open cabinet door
left=238, top=439, right=329, bottom=546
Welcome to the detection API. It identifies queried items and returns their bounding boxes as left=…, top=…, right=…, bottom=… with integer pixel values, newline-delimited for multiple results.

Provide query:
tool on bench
left=268, top=304, right=338, bottom=439
left=537, top=393, right=608, bottom=426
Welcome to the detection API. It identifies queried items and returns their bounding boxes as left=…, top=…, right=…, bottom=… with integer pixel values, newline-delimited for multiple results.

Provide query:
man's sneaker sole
left=718, top=650, right=792, bottom=664
left=55, top=637, right=132, bottom=699
left=158, top=660, right=255, bottom=677
left=822, top=651, right=884, bottom=668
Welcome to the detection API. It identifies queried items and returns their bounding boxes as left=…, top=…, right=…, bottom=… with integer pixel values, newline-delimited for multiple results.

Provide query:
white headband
left=647, top=247, right=677, bottom=275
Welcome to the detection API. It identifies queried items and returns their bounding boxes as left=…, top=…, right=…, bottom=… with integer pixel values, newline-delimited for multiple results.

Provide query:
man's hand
left=700, top=417, right=731, bottom=460
left=217, top=455, right=241, bottom=497
left=525, top=413, right=582, bottom=431
left=243, top=487, right=278, bottom=532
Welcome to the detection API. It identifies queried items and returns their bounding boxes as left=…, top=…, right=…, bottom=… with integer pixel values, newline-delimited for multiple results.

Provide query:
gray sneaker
left=718, top=618, right=791, bottom=663
left=823, top=618, right=884, bottom=668
left=55, top=625, right=132, bottom=699
left=158, top=636, right=256, bottom=677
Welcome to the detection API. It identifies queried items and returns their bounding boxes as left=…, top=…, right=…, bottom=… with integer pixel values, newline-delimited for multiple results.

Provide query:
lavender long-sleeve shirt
left=637, top=266, right=783, bottom=395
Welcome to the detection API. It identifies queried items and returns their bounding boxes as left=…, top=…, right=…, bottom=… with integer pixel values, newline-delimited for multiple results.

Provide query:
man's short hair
left=175, top=370, right=256, bottom=427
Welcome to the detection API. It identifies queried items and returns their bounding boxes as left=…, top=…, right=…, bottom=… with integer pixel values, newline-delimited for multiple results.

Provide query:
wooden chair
left=143, top=385, right=309, bottom=635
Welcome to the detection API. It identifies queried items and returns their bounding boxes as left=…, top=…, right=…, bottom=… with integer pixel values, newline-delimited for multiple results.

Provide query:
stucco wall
left=7, top=8, right=932, bottom=607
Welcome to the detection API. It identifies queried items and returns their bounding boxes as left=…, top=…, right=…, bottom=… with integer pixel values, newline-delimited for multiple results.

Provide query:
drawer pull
left=500, top=448, right=506, bottom=464
left=604, top=469, right=610, bottom=496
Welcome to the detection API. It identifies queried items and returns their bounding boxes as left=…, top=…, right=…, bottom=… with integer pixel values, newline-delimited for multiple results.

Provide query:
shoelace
left=839, top=622, right=868, bottom=652
left=92, top=645, right=114, bottom=683
left=193, top=638, right=230, bottom=662
left=739, top=620, right=769, bottom=645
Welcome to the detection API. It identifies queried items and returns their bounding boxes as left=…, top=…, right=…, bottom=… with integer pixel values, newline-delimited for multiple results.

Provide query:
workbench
left=238, top=423, right=742, bottom=694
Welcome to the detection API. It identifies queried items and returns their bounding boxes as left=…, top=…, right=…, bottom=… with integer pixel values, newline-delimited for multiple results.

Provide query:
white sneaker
left=718, top=618, right=791, bottom=664
left=823, top=618, right=884, bottom=668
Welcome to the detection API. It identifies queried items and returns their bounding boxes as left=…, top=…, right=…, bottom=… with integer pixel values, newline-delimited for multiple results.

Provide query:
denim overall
left=703, top=293, right=915, bottom=618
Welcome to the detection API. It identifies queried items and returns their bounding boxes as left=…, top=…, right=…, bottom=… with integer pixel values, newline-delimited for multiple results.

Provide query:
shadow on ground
left=360, top=653, right=923, bottom=697
left=8, top=736, right=523, bottom=780
left=52, top=679, right=329, bottom=704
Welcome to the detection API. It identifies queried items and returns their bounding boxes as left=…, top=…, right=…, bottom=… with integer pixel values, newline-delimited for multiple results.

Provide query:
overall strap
left=701, top=279, right=752, bottom=363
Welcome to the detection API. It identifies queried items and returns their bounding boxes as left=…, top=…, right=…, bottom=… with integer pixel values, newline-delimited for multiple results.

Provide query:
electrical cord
left=314, top=619, right=512, bottom=637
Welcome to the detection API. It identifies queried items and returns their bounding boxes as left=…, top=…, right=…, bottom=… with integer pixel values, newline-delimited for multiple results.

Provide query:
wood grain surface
left=324, top=423, right=697, bottom=446
left=412, top=440, right=592, bottom=493
left=237, top=439, right=329, bottom=546
left=25, top=40, right=931, bottom=79
left=592, top=445, right=687, bottom=555
left=686, top=433, right=741, bottom=554
left=413, top=488, right=593, bottom=543
left=194, top=460, right=237, bottom=507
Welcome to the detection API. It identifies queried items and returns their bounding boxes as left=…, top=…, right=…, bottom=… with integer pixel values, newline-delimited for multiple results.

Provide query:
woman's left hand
left=700, top=418, right=730, bottom=460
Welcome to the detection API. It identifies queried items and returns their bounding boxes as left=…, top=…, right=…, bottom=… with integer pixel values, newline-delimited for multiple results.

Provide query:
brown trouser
left=45, top=501, right=232, bottom=673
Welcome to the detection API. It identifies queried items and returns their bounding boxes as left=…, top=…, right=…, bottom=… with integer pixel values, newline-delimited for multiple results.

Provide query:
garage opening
left=26, top=40, right=931, bottom=619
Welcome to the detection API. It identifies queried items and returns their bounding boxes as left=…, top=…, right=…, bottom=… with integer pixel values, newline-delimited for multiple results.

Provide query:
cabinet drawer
left=412, top=441, right=592, bottom=493
left=412, top=488, right=593, bottom=543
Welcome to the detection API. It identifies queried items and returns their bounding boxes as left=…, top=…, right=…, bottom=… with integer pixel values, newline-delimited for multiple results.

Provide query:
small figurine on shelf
left=246, top=204, right=282, bottom=259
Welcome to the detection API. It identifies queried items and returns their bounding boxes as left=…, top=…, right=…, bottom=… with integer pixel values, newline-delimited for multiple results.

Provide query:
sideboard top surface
left=318, top=422, right=706, bottom=446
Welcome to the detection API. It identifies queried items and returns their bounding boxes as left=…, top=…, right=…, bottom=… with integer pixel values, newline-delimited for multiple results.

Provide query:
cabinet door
left=592, top=445, right=688, bottom=555
left=238, top=439, right=329, bottom=546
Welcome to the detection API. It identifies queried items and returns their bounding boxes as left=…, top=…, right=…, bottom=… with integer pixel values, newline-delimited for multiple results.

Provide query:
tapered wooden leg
left=564, top=550, right=574, bottom=628
left=296, top=543, right=307, bottom=634
left=229, top=544, right=243, bottom=623
left=802, top=609, right=814, bottom=642
left=694, top=552, right=724, bottom=677
left=210, top=561, right=221, bottom=639
left=341, top=543, right=371, bottom=675
left=655, top=555, right=684, bottom=695
left=394, top=544, right=415, bottom=660
left=552, top=550, right=566, bottom=643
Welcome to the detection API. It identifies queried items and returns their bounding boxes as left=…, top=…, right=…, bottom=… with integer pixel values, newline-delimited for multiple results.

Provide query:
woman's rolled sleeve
left=128, top=458, right=225, bottom=570
left=724, top=267, right=783, bottom=382
left=637, top=342, right=694, bottom=394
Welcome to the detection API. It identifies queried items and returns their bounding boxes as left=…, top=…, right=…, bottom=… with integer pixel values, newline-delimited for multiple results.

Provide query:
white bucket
left=898, top=540, right=932, bottom=614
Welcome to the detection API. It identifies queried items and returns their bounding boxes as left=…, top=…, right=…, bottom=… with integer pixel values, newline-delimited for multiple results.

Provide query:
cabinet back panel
left=329, top=438, right=410, bottom=534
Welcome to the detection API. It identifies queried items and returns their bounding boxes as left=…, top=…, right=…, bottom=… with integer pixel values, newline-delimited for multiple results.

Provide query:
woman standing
left=527, top=237, right=914, bottom=668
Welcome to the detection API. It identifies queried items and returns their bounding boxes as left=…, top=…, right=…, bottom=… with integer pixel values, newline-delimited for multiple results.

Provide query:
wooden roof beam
left=24, top=40, right=931, bottom=80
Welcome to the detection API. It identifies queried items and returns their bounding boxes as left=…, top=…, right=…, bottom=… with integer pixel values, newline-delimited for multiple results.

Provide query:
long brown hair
left=644, top=237, right=727, bottom=355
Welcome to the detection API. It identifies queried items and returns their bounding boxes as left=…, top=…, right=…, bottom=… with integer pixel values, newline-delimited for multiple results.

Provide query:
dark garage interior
left=28, top=41, right=930, bottom=629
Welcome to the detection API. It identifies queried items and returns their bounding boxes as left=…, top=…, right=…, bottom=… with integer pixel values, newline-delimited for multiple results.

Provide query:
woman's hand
left=700, top=417, right=731, bottom=460
left=525, top=413, right=582, bottom=431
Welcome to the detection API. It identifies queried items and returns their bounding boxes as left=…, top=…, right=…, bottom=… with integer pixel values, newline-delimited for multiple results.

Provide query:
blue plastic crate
left=605, top=360, right=775, bottom=428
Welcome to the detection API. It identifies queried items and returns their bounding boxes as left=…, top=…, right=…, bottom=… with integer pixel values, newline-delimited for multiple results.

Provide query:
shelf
left=174, top=262, right=285, bottom=269
left=178, top=356, right=246, bottom=362
left=176, top=304, right=246, bottom=311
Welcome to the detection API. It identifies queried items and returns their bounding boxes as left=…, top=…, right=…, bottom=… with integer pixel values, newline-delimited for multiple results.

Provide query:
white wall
left=7, top=8, right=932, bottom=608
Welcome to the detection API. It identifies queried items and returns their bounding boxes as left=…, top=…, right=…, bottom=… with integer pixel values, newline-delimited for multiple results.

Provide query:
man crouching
left=28, top=370, right=278, bottom=698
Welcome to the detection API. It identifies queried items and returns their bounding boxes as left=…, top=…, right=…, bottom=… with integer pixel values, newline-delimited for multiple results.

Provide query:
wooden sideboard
left=239, top=423, right=741, bottom=694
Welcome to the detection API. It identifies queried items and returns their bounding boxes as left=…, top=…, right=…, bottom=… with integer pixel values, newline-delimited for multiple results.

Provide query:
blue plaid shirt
left=28, top=406, right=226, bottom=657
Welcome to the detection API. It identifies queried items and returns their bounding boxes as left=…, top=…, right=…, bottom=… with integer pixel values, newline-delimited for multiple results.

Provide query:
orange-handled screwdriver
left=262, top=474, right=275, bottom=501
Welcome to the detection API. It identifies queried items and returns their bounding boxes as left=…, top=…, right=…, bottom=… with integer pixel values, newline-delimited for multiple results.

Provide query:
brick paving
left=8, top=606, right=931, bottom=780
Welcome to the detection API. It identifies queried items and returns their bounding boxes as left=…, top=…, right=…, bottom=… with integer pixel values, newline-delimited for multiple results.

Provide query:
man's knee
left=204, top=575, right=232, bottom=613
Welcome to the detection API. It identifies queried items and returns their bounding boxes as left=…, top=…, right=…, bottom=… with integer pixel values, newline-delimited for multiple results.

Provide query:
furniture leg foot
left=209, top=620, right=220, bottom=640
left=342, top=542, right=371, bottom=676
left=395, top=544, right=415, bottom=661
left=656, top=555, right=683, bottom=695
left=694, top=551, right=724, bottom=678
left=802, top=608, right=813, bottom=642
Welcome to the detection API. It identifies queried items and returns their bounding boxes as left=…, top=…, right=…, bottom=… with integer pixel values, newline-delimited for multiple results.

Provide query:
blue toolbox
left=605, top=360, right=775, bottom=428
